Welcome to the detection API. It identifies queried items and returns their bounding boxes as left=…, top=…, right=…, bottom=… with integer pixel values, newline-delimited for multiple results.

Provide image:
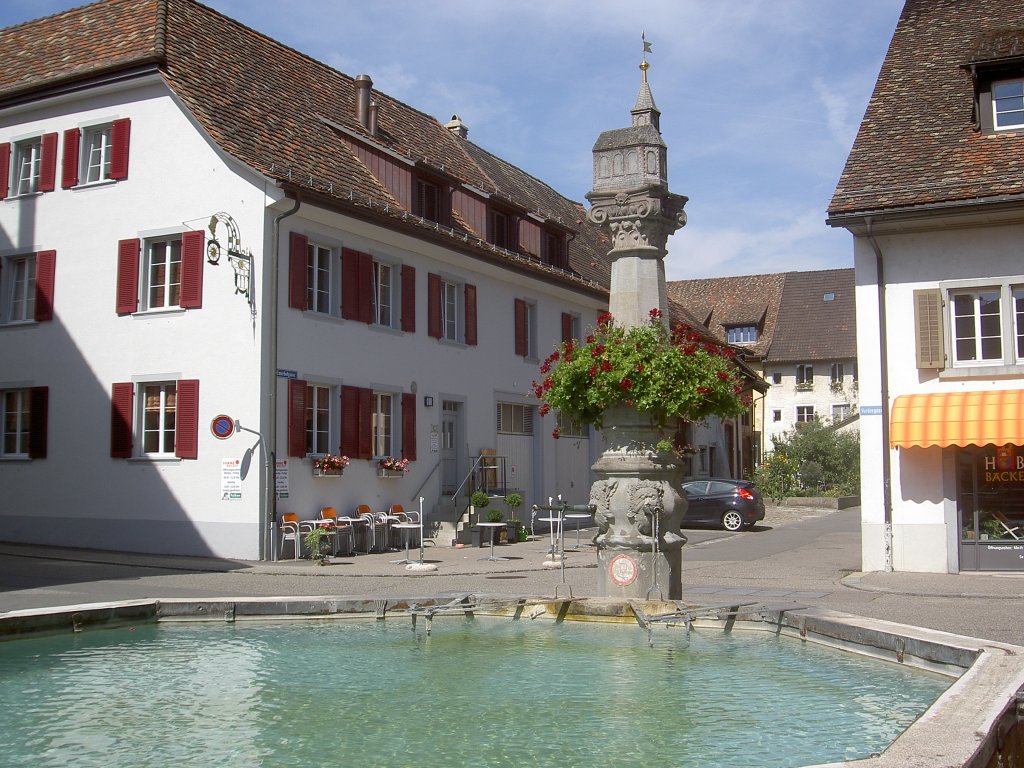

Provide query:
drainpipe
left=865, top=217, right=894, bottom=573
left=265, top=192, right=301, bottom=560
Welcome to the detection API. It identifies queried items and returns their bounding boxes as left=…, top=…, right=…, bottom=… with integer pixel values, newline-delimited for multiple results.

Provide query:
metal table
left=390, top=522, right=422, bottom=564
left=565, top=513, right=593, bottom=550
left=476, top=522, right=508, bottom=561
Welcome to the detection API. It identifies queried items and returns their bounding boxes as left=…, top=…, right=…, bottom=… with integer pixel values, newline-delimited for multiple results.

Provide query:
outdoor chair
left=279, top=512, right=311, bottom=560
left=389, top=503, right=420, bottom=549
left=356, top=504, right=388, bottom=553
left=318, top=507, right=356, bottom=555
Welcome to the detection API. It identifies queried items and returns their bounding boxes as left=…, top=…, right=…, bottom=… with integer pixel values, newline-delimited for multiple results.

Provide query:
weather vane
left=641, top=31, right=652, bottom=82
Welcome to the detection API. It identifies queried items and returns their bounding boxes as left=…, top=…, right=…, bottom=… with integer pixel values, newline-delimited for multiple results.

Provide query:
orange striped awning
left=890, top=390, right=1024, bottom=449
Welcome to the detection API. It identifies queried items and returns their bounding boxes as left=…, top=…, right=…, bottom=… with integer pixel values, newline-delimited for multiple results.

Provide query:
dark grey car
left=680, top=479, right=766, bottom=531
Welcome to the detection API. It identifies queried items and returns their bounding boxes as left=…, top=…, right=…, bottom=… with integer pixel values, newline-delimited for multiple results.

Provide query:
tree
left=755, top=418, right=859, bottom=501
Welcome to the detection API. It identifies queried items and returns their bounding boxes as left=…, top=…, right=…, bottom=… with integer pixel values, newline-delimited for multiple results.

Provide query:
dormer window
left=488, top=207, right=516, bottom=251
left=542, top=230, right=568, bottom=269
left=726, top=325, right=758, bottom=344
left=993, top=79, right=1024, bottom=129
left=414, top=176, right=449, bottom=225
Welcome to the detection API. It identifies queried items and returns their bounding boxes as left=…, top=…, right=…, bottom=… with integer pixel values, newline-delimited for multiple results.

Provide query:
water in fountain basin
left=0, top=618, right=950, bottom=768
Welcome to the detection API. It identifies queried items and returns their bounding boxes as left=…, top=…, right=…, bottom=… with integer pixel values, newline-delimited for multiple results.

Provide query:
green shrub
left=756, top=418, right=859, bottom=501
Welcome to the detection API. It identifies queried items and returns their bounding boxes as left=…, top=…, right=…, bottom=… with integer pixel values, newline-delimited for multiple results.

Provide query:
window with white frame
left=556, top=410, right=587, bottom=438
left=796, top=405, right=815, bottom=423
left=306, top=242, right=332, bottom=314
left=772, top=409, right=782, bottom=422
left=2, top=389, right=30, bottom=457
left=1015, top=286, right=1024, bottom=359
left=771, top=372, right=782, bottom=385
left=832, top=403, right=852, bottom=422
left=514, top=298, right=537, bottom=358
left=82, top=124, right=112, bottom=184
left=496, top=402, right=534, bottom=435
left=726, top=325, right=758, bottom=344
left=951, top=288, right=1003, bottom=365
left=914, top=281, right=1024, bottom=371
left=5, top=254, right=35, bottom=323
left=374, top=260, right=393, bottom=326
left=305, top=384, right=332, bottom=455
left=830, top=363, right=844, bottom=385
left=372, top=392, right=393, bottom=457
left=13, top=138, right=41, bottom=196
left=140, top=382, right=177, bottom=456
left=796, top=364, right=814, bottom=388
left=993, top=80, right=1024, bottom=130
left=441, top=279, right=459, bottom=341
left=143, top=236, right=182, bottom=311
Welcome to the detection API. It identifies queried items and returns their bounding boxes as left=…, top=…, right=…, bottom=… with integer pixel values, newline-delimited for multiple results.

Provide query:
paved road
left=2, top=507, right=1023, bottom=646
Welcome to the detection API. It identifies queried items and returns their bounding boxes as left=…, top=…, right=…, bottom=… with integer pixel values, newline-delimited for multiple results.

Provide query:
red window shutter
left=357, top=251, right=374, bottom=324
left=110, top=382, right=134, bottom=458
left=561, top=312, right=573, bottom=345
left=116, top=238, right=140, bottom=315
left=357, top=387, right=373, bottom=459
left=288, top=232, right=308, bottom=310
left=287, top=378, right=308, bottom=458
left=402, top=392, right=416, bottom=462
left=401, top=264, right=416, bottom=333
left=34, top=250, right=56, bottom=322
left=174, top=379, right=200, bottom=459
left=28, top=386, right=48, bottom=459
left=341, top=248, right=359, bottom=320
left=109, top=118, right=131, bottom=180
left=0, top=143, right=10, bottom=200
left=62, top=128, right=80, bottom=188
left=38, top=133, right=58, bottom=192
left=514, top=298, right=527, bottom=356
left=179, top=230, right=205, bottom=309
left=465, top=283, right=478, bottom=346
left=427, top=273, right=442, bottom=338
left=341, top=384, right=359, bottom=458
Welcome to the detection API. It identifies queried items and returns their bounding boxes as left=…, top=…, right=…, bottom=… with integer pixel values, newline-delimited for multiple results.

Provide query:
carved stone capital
left=586, top=187, right=687, bottom=257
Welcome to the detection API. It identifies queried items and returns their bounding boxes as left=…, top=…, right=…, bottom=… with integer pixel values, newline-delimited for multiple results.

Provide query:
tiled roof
left=765, top=269, right=856, bottom=363
left=0, top=0, right=611, bottom=294
left=665, top=273, right=786, bottom=359
left=829, top=0, right=1024, bottom=217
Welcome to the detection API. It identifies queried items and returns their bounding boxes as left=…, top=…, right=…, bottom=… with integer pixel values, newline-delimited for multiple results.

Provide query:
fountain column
left=585, top=49, right=689, bottom=600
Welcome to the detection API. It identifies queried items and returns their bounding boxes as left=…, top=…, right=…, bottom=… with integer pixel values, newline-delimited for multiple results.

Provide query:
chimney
left=368, top=100, right=379, bottom=137
left=354, top=74, right=373, bottom=129
left=444, top=114, right=468, bottom=139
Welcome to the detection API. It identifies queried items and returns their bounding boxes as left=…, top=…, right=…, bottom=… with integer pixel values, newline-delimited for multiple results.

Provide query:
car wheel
left=721, top=510, right=744, bottom=532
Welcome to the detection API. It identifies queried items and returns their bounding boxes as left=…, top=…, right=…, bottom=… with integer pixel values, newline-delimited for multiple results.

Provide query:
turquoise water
left=0, top=618, right=951, bottom=767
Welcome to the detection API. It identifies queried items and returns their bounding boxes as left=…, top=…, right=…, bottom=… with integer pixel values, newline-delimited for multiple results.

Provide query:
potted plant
left=470, top=490, right=492, bottom=547
left=303, top=524, right=335, bottom=565
left=377, top=456, right=409, bottom=477
left=505, top=492, right=526, bottom=542
left=312, top=453, right=349, bottom=477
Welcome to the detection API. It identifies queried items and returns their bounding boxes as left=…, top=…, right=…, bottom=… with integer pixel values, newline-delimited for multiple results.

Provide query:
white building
left=0, top=0, right=759, bottom=559
left=0, top=0, right=610, bottom=559
left=828, top=0, right=1024, bottom=572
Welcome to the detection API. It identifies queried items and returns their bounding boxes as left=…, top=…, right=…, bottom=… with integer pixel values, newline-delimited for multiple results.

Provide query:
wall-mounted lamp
left=207, top=212, right=256, bottom=319
left=423, top=396, right=434, bottom=407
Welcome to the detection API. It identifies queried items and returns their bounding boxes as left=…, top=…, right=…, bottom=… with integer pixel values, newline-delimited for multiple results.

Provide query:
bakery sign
left=982, top=444, right=1024, bottom=484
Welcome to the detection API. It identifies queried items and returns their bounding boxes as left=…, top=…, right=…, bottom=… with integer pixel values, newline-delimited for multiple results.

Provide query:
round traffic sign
left=211, top=415, right=235, bottom=440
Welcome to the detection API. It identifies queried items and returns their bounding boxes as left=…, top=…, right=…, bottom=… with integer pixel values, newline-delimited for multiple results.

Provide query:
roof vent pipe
left=368, top=101, right=378, bottom=136
left=354, top=74, right=373, bottom=128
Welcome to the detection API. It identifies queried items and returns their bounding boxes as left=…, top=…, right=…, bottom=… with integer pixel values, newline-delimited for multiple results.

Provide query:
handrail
left=411, top=458, right=442, bottom=502
left=451, top=454, right=486, bottom=501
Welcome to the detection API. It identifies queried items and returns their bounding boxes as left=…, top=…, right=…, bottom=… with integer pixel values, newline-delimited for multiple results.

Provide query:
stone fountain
left=585, top=49, right=690, bottom=600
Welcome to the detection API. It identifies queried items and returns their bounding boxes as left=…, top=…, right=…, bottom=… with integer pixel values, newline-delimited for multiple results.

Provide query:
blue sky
left=1, top=0, right=904, bottom=280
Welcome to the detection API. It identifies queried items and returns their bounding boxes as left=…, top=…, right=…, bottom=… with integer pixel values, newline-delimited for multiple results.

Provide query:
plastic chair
left=318, top=507, right=356, bottom=555
left=279, top=512, right=306, bottom=560
left=389, top=503, right=420, bottom=549
left=356, top=504, right=388, bottom=552
left=992, top=511, right=1021, bottom=540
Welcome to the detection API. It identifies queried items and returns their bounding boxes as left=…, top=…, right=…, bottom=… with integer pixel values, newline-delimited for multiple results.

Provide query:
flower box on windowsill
left=795, top=382, right=814, bottom=392
left=378, top=469, right=405, bottom=478
left=313, top=467, right=344, bottom=477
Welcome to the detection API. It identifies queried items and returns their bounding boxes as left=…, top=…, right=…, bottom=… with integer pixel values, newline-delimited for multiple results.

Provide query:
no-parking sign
left=211, top=415, right=235, bottom=440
